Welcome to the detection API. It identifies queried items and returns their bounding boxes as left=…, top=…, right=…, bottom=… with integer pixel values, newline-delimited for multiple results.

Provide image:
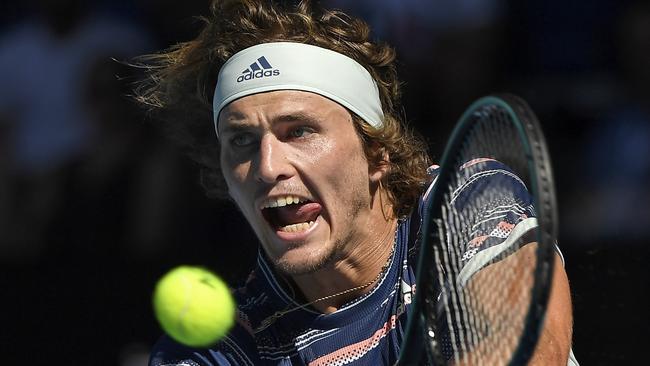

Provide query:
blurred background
left=1, top=0, right=648, bottom=364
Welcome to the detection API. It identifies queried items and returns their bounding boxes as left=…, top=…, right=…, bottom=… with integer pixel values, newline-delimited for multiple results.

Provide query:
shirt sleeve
left=421, top=159, right=542, bottom=286
left=452, top=159, right=538, bottom=285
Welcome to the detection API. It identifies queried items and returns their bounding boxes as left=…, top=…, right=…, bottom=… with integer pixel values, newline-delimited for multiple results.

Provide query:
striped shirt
left=149, top=160, right=549, bottom=366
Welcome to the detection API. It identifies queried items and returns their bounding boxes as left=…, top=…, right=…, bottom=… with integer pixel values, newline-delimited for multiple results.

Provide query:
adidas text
left=237, top=69, right=280, bottom=82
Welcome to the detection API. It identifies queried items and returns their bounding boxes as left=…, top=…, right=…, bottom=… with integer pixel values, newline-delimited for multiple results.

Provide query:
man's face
left=218, top=90, right=379, bottom=275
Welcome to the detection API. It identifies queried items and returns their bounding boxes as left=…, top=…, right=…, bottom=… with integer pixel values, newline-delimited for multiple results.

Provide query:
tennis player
left=138, top=1, right=577, bottom=365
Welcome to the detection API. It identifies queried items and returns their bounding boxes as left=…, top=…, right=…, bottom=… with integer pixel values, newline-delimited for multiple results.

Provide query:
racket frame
left=398, top=94, right=558, bottom=366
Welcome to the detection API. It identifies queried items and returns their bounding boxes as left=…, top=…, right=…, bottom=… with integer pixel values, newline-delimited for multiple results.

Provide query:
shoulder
left=422, top=159, right=531, bottom=208
left=149, top=319, right=260, bottom=366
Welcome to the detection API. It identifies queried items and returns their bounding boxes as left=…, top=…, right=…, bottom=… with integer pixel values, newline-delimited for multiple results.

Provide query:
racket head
left=399, top=94, right=557, bottom=366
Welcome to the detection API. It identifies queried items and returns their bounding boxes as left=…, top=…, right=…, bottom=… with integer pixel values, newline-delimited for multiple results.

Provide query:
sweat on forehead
left=212, top=42, right=385, bottom=138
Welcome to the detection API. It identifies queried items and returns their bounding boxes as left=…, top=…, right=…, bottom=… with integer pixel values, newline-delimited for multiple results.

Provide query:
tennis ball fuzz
left=153, top=266, right=235, bottom=348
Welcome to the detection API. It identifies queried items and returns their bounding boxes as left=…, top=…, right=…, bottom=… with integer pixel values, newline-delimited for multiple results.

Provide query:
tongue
left=275, top=202, right=322, bottom=226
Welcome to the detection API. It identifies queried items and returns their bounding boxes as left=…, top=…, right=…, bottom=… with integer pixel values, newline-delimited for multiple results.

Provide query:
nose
left=254, top=134, right=293, bottom=184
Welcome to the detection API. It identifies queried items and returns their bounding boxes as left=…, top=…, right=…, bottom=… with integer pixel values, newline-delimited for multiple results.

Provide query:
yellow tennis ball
left=153, top=266, right=236, bottom=348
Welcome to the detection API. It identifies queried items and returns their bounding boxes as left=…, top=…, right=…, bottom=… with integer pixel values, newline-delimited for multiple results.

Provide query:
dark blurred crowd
left=1, top=0, right=648, bottom=364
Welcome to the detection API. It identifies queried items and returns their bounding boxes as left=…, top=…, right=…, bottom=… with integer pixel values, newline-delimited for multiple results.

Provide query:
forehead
left=217, top=90, right=351, bottom=130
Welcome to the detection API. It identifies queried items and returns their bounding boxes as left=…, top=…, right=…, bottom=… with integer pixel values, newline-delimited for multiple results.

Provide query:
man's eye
left=231, top=133, right=255, bottom=147
left=289, top=127, right=313, bottom=138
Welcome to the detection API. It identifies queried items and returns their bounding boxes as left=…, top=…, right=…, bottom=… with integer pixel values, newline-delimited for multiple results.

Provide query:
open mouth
left=261, top=195, right=321, bottom=233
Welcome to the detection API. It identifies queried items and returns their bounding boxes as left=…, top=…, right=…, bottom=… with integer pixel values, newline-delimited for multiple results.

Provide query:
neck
left=290, top=213, right=398, bottom=314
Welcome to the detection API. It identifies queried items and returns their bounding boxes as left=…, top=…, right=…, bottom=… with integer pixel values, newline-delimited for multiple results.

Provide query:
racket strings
left=424, top=106, right=538, bottom=365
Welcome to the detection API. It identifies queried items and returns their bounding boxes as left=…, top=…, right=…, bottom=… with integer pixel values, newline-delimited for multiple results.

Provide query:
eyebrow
left=218, top=111, right=251, bottom=136
left=273, top=111, right=321, bottom=125
left=219, top=111, right=322, bottom=136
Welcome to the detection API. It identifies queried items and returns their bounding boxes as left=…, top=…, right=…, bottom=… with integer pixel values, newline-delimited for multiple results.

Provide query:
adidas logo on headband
left=214, top=43, right=385, bottom=136
left=236, top=56, right=280, bottom=82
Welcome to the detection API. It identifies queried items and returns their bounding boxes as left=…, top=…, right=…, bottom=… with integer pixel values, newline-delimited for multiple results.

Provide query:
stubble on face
left=270, top=192, right=367, bottom=276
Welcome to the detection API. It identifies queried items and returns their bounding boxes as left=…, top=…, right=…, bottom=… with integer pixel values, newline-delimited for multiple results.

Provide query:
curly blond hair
left=135, top=0, right=431, bottom=217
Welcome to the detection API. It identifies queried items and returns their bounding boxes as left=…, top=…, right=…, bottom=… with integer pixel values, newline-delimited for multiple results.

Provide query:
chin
left=271, top=244, right=337, bottom=276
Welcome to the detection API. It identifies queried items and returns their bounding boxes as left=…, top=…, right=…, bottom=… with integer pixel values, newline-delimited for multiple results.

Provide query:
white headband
left=213, top=42, right=384, bottom=137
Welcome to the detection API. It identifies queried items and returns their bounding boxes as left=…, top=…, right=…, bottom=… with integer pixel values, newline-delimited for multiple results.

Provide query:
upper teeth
left=263, top=195, right=304, bottom=209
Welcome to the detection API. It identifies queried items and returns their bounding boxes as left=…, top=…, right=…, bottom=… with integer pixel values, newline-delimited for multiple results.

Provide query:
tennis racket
left=398, top=94, right=558, bottom=365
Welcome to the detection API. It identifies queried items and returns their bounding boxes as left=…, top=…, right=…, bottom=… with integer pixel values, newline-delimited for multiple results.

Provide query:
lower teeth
left=280, top=221, right=314, bottom=233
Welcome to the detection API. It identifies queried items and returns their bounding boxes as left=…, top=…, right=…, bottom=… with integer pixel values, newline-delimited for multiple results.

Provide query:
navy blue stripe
left=257, top=56, right=272, bottom=69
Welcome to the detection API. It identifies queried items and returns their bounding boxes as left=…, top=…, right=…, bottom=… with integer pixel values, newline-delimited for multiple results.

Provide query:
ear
left=368, top=145, right=391, bottom=183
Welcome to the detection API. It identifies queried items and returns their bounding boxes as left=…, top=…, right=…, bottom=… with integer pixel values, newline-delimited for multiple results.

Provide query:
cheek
left=222, top=161, right=251, bottom=201
left=317, top=140, right=370, bottom=190
left=306, top=133, right=363, bottom=167
left=296, top=137, right=334, bottom=167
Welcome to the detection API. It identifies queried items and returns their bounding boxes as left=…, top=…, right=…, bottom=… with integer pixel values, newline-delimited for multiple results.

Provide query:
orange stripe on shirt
left=309, top=315, right=398, bottom=366
left=460, top=158, right=497, bottom=170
